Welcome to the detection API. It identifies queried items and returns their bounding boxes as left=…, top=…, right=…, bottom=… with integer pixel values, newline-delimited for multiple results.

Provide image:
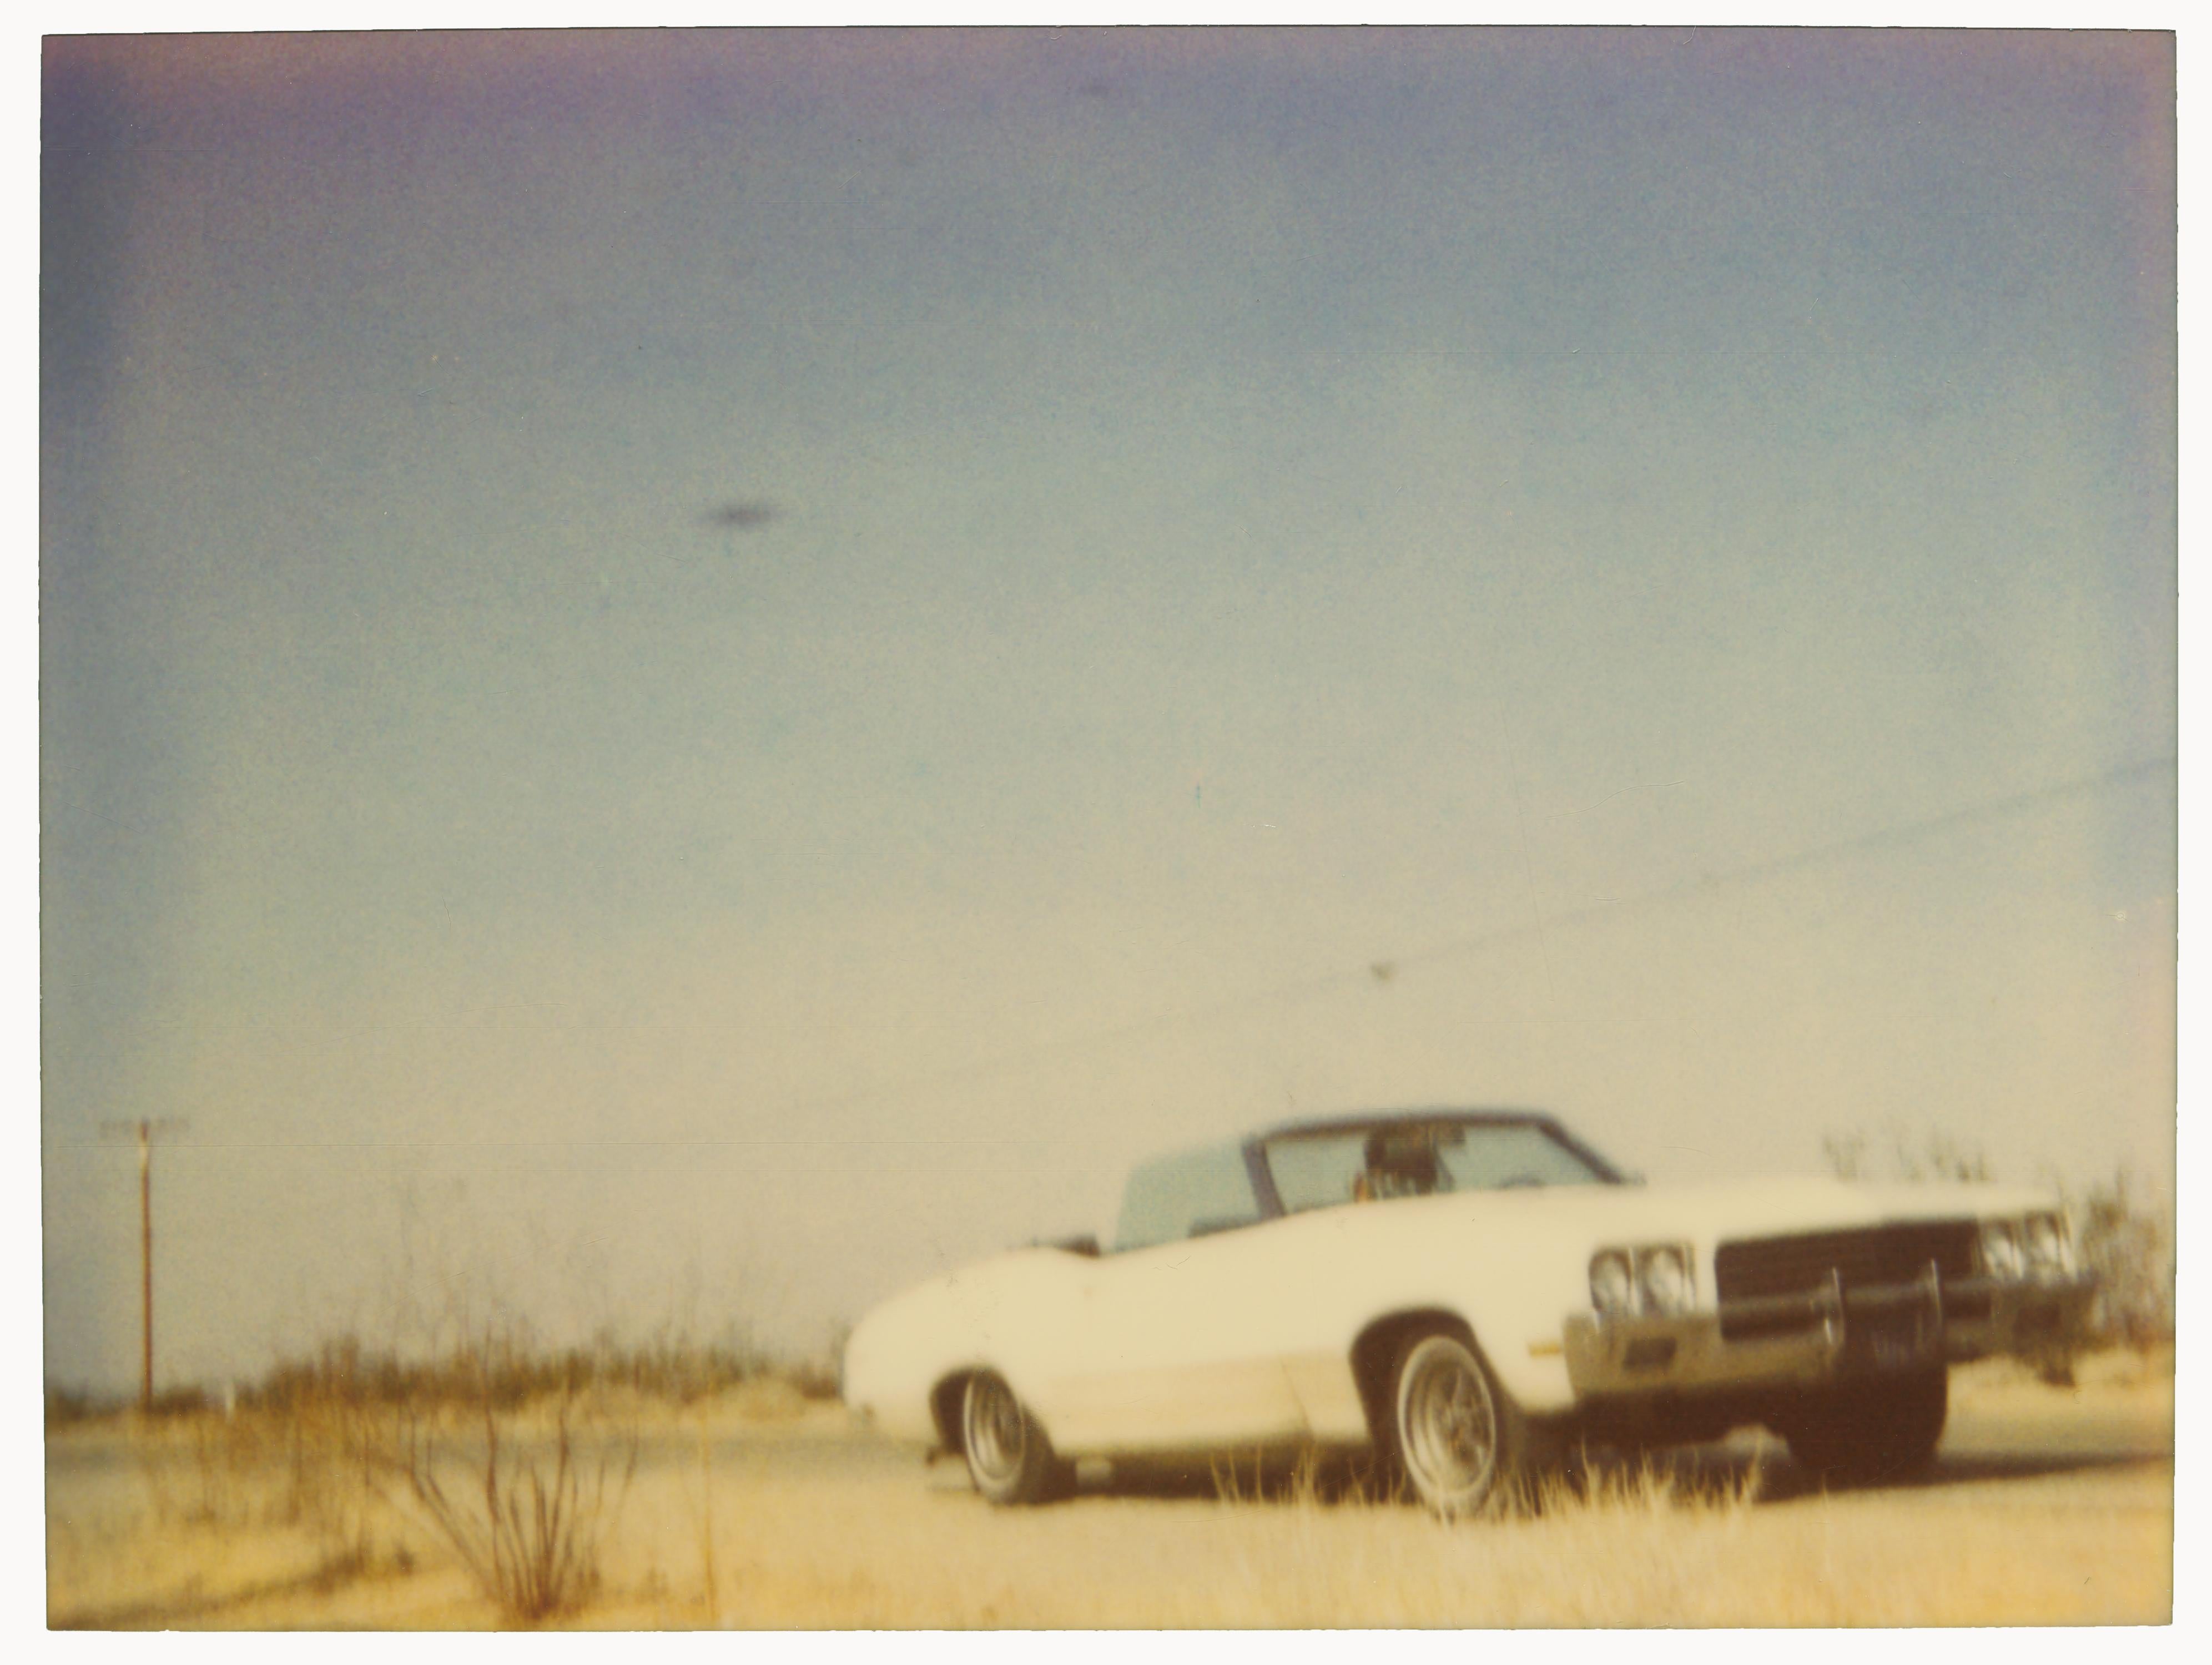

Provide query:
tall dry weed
left=1207, top=1440, right=1761, bottom=1526
left=358, top=1351, right=639, bottom=1624
left=1534, top=1446, right=1763, bottom=1520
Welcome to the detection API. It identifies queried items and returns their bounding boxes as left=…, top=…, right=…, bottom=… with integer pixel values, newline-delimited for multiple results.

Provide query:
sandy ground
left=46, top=1353, right=2173, bottom=1629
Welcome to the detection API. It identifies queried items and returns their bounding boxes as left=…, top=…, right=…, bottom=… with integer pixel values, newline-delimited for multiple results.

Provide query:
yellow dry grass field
left=47, top=1353, right=2171, bottom=1629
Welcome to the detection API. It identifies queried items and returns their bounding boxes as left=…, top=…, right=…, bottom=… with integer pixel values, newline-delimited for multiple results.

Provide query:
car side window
left=1262, top=1132, right=1375, bottom=1213
left=1113, top=1143, right=1262, bottom=1252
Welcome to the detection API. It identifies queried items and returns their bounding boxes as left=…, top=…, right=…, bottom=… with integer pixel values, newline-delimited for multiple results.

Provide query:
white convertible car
left=842, top=1109, right=2094, bottom=1515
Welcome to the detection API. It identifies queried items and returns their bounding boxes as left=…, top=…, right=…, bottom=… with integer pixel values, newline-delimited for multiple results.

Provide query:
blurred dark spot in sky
left=706, top=500, right=779, bottom=531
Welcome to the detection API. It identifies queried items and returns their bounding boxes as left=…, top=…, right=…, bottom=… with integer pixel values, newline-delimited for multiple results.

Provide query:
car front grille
left=1714, top=1221, right=1980, bottom=1340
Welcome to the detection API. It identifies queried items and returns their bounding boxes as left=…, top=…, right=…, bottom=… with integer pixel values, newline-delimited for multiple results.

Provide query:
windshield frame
left=1250, top=1111, right=1626, bottom=1218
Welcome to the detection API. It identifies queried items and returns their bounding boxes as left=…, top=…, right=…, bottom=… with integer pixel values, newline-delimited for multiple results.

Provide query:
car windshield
left=1261, top=1120, right=1615, bottom=1215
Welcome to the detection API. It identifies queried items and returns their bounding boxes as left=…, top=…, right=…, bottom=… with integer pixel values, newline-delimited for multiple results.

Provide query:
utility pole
left=100, top=1118, right=188, bottom=1411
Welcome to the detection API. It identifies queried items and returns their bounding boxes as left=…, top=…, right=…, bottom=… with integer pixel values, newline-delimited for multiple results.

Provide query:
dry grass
left=574, top=1424, right=2166, bottom=1628
left=48, top=1352, right=2173, bottom=1629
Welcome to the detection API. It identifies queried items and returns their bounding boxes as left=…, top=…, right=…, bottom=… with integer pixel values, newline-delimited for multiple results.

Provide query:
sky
left=39, top=27, right=2175, bottom=1395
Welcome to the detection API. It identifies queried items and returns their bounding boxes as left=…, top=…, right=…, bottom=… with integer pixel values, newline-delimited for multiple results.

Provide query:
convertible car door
left=1030, top=1217, right=1312, bottom=1456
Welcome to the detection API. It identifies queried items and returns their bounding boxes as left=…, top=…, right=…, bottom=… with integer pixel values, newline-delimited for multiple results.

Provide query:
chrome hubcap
left=1401, top=1339, right=1499, bottom=1512
left=965, top=1374, right=1026, bottom=1484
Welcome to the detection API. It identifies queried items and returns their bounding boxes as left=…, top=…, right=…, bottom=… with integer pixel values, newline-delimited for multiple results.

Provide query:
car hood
left=1367, top=1173, right=2056, bottom=1244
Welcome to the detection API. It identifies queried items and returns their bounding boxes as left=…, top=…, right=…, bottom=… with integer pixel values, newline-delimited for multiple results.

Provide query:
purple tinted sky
left=42, top=29, right=2172, bottom=1391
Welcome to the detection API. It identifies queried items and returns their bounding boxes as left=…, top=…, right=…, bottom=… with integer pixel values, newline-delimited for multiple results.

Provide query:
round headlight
left=1980, top=1221, right=2025, bottom=1281
left=1590, top=1250, right=1636, bottom=1316
left=1639, top=1245, right=1694, bottom=1315
left=2023, top=1214, right=2070, bottom=1277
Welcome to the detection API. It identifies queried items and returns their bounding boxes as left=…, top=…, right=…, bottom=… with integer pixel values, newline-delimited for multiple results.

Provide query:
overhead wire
left=96, top=753, right=2171, bottom=1155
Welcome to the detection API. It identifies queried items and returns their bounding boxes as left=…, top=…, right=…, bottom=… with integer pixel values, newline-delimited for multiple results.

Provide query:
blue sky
left=41, top=28, right=2173, bottom=1391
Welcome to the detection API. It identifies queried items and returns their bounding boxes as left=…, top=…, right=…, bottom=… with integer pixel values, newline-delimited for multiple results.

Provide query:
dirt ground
left=46, top=1352, right=2173, bottom=1629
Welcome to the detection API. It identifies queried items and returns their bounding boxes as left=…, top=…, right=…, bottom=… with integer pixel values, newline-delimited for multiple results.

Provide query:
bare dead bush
left=341, top=1340, right=638, bottom=1625
left=377, top=1389, right=634, bottom=1622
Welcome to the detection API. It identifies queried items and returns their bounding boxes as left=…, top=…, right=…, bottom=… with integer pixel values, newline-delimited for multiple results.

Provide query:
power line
left=1388, top=751, right=2176, bottom=982
left=808, top=754, right=2176, bottom=1114
left=63, top=755, right=2172, bottom=1155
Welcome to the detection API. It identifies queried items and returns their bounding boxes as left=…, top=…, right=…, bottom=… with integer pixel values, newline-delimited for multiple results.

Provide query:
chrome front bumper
left=1563, top=1270, right=2098, bottom=1399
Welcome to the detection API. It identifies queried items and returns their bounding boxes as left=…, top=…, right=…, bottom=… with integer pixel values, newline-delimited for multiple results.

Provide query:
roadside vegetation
left=1820, top=1124, right=2175, bottom=1363
left=47, top=1327, right=842, bottom=1628
left=48, top=1338, right=2170, bottom=1628
left=591, top=1348, right=2166, bottom=1627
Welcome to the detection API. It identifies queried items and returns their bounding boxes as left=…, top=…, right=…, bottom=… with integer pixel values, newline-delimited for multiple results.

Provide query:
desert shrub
left=2067, top=1170, right=2174, bottom=1348
left=248, top=1329, right=772, bottom=1416
left=1820, top=1126, right=1990, bottom=1184
left=109, top=1322, right=835, bottom=1622
left=370, top=1371, right=636, bottom=1624
left=44, top=1386, right=116, bottom=1429
left=784, top=1356, right=842, bottom=1402
left=213, top=1329, right=647, bottom=1622
left=130, top=1384, right=213, bottom=1421
left=1822, top=1128, right=2175, bottom=1360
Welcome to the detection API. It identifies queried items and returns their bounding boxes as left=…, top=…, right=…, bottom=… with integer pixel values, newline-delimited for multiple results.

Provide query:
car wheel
left=960, top=1370, right=1069, bottom=1506
left=1389, top=1329, right=1530, bottom=1518
left=1779, top=1366, right=1947, bottom=1484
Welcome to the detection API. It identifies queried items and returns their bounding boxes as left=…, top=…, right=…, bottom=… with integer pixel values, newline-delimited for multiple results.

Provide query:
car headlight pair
left=1589, top=1243, right=1696, bottom=1319
left=1979, top=1213, right=2075, bottom=1281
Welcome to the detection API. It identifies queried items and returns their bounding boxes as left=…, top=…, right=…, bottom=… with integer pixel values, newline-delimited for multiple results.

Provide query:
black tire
left=1383, top=1328, right=1536, bottom=1518
left=1778, top=1367, right=1947, bottom=1484
left=960, top=1371, right=1070, bottom=1506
